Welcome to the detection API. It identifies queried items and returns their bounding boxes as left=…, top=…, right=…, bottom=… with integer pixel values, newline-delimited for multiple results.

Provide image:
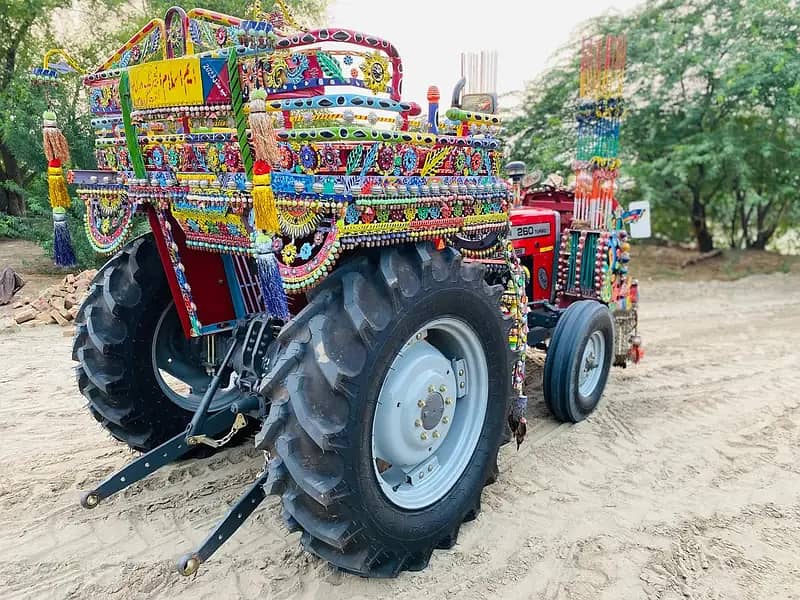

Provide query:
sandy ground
left=1, top=271, right=799, bottom=600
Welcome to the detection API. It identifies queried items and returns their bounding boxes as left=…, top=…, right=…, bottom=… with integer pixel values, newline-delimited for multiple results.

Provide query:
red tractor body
left=508, top=206, right=559, bottom=303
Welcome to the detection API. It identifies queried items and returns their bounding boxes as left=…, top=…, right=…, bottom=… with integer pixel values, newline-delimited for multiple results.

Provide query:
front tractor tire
left=543, top=300, right=614, bottom=423
left=258, top=244, right=513, bottom=577
left=72, top=234, right=239, bottom=452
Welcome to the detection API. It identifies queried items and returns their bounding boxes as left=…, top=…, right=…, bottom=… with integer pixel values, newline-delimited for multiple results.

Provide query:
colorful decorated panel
left=71, top=170, right=137, bottom=254
left=167, top=173, right=253, bottom=252
left=94, top=19, right=166, bottom=73
left=76, top=5, right=511, bottom=328
left=276, top=141, right=500, bottom=177
left=88, top=83, right=122, bottom=115
left=187, top=8, right=243, bottom=53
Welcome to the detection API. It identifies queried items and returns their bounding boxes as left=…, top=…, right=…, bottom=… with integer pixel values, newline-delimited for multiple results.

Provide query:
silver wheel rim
left=151, top=304, right=239, bottom=412
left=371, top=317, right=489, bottom=510
left=578, top=331, right=605, bottom=396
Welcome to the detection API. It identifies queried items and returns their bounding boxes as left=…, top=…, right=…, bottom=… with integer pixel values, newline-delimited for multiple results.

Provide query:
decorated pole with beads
left=427, top=86, right=440, bottom=134
left=229, top=49, right=254, bottom=177
left=118, top=71, right=147, bottom=179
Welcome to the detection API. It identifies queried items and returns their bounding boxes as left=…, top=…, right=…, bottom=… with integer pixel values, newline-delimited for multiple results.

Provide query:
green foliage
left=0, top=0, right=327, bottom=268
left=505, top=0, right=800, bottom=251
left=120, top=1, right=327, bottom=42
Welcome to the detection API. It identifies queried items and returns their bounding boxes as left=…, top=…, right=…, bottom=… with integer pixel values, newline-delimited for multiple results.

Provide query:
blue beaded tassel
left=52, top=207, right=76, bottom=268
left=254, top=233, right=289, bottom=320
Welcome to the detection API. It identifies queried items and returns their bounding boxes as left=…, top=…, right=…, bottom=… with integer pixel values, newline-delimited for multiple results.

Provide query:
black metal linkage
left=79, top=410, right=232, bottom=509
left=176, top=470, right=271, bottom=576
left=186, top=333, right=242, bottom=440
left=80, top=395, right=260, bottom=509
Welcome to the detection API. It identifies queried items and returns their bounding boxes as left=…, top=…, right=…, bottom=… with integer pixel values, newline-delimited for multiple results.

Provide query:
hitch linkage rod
left=79, top=333, right=250, bottom=509
left=186, top=333, right=241, bottom=440
left=176, top=470, right=270, bottom=577
left=80, top=396, right=259, bottom=509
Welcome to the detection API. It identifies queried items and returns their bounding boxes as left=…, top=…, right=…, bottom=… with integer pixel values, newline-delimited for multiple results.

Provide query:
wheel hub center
left=420, top=392, right=445, bottom=429
left=372, top=339, right=456, bottom=469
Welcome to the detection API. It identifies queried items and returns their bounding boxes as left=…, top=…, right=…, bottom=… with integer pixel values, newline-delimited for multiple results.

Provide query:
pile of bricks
left=12, top=270, right=97, bottom=328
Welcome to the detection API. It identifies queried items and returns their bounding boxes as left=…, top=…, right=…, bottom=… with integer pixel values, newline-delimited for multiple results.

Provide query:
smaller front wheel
left=543, top=301, right=614, bottom=423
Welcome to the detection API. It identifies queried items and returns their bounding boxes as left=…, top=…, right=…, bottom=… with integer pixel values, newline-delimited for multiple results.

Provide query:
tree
left=0, top=0, right=128, bottom=216
left=505, top=0, right=800, bottom=251
left=0, top=0, right=327, bottom=220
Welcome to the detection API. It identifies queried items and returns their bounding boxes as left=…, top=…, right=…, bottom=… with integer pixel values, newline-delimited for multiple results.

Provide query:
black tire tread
left=259, top=244, right=513, bottom=577
left=543, top=300, right=614, bottom=423
left=72, top=234, right=193, bottom=452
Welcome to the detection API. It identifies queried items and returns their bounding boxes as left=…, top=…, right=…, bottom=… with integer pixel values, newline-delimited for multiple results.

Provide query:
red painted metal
left=522, top=188, right=574, bottom=228
left=147, top=206, right=237, bottom=338
left=508, top=207, right=558, bottom=302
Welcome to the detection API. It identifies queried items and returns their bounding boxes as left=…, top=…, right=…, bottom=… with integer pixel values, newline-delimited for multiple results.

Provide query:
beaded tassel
left=247, top=89, right=288, bottom=319
left=252, top=161, right=280, bottom=233
left=248, top=89, right=280, bottom=166
left=42, top=111, right=76, bottom=267
left=254, top=234, right=289, bottom=320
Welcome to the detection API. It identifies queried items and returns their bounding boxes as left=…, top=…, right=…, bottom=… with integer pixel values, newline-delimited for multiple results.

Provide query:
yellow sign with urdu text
left=128, top=58, right=204, bottom=109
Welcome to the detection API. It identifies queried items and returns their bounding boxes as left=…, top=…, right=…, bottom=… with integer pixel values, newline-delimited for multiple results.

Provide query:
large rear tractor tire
left=257, top=244, right=514, bottom=576
left=72, top=234, right=241, bottom=452
left=543, top=300, right=614, bottom=423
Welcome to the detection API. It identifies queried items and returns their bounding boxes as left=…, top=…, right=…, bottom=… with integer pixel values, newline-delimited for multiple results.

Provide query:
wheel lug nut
left=445, top=397, right=452, bottom=405
left=432, top=431, right=440, bottom=439
left=420, top=432, right=428, bottom=440
left=458, top=369, right=464, bottom=376
left=442, top=416, right=449, bottom=424
left=428, top=464, right=434, bottom=472
left=414, top=419, right=422, bottom=427
left=439, top=385, right=446, bottom=392
left=418, top=472, right=424, bottom=479
left=428, top=385, right=435, bottom=393
left=417, top=399, right=426, bottom=408
left=459, top=382, right=465, bottom=389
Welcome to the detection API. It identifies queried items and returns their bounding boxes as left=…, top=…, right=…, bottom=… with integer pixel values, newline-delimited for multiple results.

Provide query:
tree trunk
left=748, top=234, right=768, bottom=251
left=0, top=186, right=25, bottom=216
left=691, top=190, right=714, bottom=252
left=735, top=188, right=751, bottom=249
left=0, top=141, right=26, bottom=216
left=746, top=200, right=781, bottom=251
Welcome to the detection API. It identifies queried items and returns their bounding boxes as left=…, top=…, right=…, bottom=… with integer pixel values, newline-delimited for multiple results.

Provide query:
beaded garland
left=154, top=206, right=202, bottom=335
left=69, top=170, right=136, bottom=254
left=77, top=186, right=136, bottom=254
left=499, top=238, right=530, bottom=395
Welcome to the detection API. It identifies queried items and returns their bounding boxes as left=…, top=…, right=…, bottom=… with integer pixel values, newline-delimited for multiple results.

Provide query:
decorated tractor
left=33, top=4, right=645, bottom=578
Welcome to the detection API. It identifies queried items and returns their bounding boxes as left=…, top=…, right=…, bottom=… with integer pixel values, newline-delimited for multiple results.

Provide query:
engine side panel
left=508, top=208, right=558, bottom=303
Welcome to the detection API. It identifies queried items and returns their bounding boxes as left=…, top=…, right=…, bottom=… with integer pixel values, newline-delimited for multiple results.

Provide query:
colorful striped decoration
left=572, top=35, right=626, bottom=230
left=228, top=49, right=253, bottom=177
left=118, top=71, right=147, bottom=178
